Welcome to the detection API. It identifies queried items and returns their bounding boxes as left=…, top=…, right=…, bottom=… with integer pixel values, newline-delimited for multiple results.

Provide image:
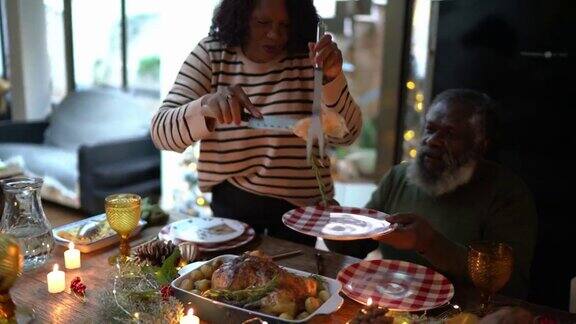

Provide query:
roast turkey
left=210, top=251, right=317, bottom=314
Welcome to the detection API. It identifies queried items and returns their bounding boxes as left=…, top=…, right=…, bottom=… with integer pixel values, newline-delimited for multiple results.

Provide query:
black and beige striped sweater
left=151, top=37, right=362, bottom=206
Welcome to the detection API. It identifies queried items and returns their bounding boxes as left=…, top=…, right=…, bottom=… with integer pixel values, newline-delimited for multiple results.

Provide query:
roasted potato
left=296, top=312, right=310, bottom=320
left=180, top=278, right=193, bottom=291
left=318, top=290, right=330, bottom=302
left=189, top=269, right=204, bottom=281
left=194, top=279, right=211, bottom=292
left=200, top=264, right=215, bottom=278
left=305, top=297, right=321, bottom=313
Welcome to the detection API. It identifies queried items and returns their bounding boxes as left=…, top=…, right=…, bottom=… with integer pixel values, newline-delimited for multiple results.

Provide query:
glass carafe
left=0, top=177, right=54, bottom=271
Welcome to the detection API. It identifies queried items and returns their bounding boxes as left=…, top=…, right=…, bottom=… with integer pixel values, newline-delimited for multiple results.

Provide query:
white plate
left=173, top=254, right=344, bottom=323
left=282, top=206, right=394, bottom=240
left=158, top=222, right=256, bottom=252
left=337, top=259, right=454, bottom=312
left=170, top=214, right=245, bottom=244
left=52, top=213, right=146, bottom=253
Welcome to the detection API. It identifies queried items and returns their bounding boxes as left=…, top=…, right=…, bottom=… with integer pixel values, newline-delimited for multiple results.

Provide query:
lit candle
left=180, top=308, right=200, bottom=324
left=64, top=242, right=81, bottom=269
left=47, top=264, right=65, bottom=293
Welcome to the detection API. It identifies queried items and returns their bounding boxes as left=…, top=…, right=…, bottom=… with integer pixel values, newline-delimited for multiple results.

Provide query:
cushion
left=43, top=89, right=152, bottom=151
left=0, top=143, right=78, bottom=191
left=91, top=155, right=160, bottom=187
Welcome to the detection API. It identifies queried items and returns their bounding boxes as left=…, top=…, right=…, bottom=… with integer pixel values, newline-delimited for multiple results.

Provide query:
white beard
left=407, top=159, right=476, bottom=197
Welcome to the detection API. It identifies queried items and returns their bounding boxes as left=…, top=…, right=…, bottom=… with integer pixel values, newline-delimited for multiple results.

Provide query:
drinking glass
left=467, top=241, right=513, bottom=314
left=105, top=194, right=141, bottom=261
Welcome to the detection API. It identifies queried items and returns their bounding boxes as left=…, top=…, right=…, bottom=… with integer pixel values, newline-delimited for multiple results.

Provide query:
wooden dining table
left=9, top=204, right=576, bottom=323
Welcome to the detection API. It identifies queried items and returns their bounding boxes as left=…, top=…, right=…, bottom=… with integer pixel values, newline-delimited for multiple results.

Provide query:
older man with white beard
left=326, top=89, right=537, bottom=298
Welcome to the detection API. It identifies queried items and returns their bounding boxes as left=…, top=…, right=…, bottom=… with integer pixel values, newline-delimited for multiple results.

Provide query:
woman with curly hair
left=151, top=0, right=362, bottom=245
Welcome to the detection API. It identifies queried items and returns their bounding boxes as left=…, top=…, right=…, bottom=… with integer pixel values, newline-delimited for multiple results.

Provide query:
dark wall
left=433, top=0, right=576, bottom=309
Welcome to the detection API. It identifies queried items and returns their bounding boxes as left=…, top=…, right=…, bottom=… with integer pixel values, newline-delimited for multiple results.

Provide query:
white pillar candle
left=64, top=242, right=81, bottom=269
left=180, top=309, right=200, bottom=324
left=47, top=264, right=65, bottom=293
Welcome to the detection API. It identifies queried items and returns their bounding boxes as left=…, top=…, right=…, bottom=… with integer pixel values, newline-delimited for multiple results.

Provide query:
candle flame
left=367, top=297, right=373, bottom=306
left=69, top=241, right=75, bottom=249
left=53, top=264, right=59, bottom=271
left=187, top=308, right=194, bottom=316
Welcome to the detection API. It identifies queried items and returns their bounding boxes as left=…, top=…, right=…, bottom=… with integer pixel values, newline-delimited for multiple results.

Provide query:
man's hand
left=374, top=213, right=438, bottom=253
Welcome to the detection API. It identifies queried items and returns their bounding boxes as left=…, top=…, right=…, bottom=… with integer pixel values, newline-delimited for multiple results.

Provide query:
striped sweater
left=151, top=37, right=362, bottom=207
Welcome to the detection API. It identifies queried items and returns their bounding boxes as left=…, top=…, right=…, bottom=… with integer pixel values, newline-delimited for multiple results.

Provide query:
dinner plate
left=169, top=215, right=245, bottom=244
left=282, top=206, right=394, bottom=240
left=158, top=221, right=255, bottom=252
left=337, top=259, right=454, bottom=312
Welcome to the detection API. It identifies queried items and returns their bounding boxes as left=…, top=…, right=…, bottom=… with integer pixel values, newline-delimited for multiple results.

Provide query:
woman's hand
left=308, top=34, right=343, bottom=83
left=201, top=85, right=262, bottom=125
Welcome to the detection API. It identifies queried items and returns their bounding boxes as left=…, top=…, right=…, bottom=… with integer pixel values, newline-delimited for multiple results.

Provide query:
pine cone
left=134, top=240, right=177, bottom=266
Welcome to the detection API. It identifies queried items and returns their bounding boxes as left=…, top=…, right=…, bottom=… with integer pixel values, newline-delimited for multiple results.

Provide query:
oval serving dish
left=52, top=213, right=147, bottom=253
left=172, top=254, right=344, bottom=324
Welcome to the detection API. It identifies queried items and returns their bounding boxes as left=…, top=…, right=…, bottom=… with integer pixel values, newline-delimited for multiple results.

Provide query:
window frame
left=0, top=0, right=8, bottom=80
left=62, top=0, right=158, bottom=97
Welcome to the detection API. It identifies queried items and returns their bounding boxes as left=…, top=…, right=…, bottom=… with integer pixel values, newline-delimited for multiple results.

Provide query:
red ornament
left=160, top=285, right=173, bottom=301
left=70, top=276, right=87, bottom=297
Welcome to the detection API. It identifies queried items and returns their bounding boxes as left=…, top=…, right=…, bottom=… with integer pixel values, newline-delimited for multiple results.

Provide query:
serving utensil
left=306, top=20, right=327, bottom=164
left=270, top=249, right=302, bottom=261
left=241, top=113, right=296, bottom=131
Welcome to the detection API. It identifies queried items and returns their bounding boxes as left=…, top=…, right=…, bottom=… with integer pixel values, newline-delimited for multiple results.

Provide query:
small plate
left=52, top=214, right=146, bottom=253
left=158, top=222, right=255, bottom=252
left=282, top=206, right=394, bottom=240
left=169, top=214, right=245, bottom=244
left=337, top=259, right=454, bottom=312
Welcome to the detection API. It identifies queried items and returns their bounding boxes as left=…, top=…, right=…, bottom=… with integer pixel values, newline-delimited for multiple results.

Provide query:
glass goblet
left=105, top=194, right=141, bottom=261
left=467, top=241, right=513, bottom=314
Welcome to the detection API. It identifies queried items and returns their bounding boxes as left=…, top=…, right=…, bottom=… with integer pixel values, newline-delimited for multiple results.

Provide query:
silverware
left=306, top=20, right=327, bottom=163
left=241, top=113, right=296, bottom=131
left=435, top=303, right=461, bottom=320
left=270, top=249, right=302, bottom=261
left=315, top=252, right=324, bottom=275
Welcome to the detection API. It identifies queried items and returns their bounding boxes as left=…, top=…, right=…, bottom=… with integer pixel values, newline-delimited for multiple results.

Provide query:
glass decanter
left=0, top=177, right=55, bottom=271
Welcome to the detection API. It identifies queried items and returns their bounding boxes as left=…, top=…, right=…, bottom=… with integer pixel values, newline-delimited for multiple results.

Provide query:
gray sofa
left=0, top=89, right=160, bottom=214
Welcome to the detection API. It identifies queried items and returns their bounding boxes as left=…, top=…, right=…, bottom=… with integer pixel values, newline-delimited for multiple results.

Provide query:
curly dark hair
left=209, top=0, right=319, bottom=55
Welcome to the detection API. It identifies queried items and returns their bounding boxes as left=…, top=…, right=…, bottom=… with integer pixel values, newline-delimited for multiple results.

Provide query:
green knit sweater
left=327, top=160, right=537, bottom=298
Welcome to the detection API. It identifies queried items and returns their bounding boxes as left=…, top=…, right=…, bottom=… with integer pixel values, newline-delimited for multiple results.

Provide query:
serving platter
left=52, top=213, right=147, bottom=253
left=172, top=254, right=344, bottom=323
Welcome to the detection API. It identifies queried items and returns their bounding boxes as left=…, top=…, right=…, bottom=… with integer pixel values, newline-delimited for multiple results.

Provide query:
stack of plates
left=158, top=214, right=255, bottom=252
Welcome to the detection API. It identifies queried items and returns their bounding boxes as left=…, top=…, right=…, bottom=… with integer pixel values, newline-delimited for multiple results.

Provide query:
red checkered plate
left=158, top=220, right=255, bottom=252
left=337, top=259, right=454, bottom=311
left=282, top=206, right=394, bottom=240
